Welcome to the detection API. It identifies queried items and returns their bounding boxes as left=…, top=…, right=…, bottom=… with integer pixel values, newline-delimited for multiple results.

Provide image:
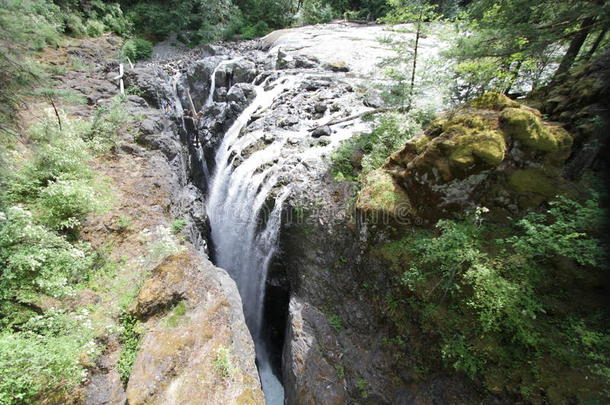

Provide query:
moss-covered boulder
left=469, top=92, right=519, bottom=110
left=501, top=107, right=572, bottom=152
left=380, top=92, right=574, bottom=220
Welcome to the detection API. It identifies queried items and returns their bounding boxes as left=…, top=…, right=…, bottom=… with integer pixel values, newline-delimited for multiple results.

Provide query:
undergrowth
left=330, top=110, right=434, bottom=181
left=376, top=195, right=609, bottom=402
left=0, top=99, right=131, bottom=403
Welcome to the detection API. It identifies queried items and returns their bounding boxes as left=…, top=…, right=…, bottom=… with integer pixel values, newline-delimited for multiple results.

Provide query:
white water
left=207, top=73, right=297, bottom=404
left=205, top=58, right=244, bottom=107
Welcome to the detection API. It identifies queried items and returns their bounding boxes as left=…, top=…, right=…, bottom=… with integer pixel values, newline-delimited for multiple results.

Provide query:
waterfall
left=207, top=73, right=296, bottom=404
left=205, top=57, right=244, bottom=107
left=170, top=71, right=186, bottom=132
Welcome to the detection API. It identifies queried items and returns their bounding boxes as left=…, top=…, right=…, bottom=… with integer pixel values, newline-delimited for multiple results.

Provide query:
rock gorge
left=50, top=22, right=608, bottom=405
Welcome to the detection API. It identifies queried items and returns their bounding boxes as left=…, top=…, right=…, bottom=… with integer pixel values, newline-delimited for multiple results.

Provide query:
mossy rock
left=508, top=168, right=558, bottom=197
left=469, top=92, right=519, bottom=110
left=501, top=108, right=572, bottom=152
left=446, top=129, right=507, bottom=167
left=236, top=388, right=265, bottom=405
left=448, top=114, right=491, bottom=130
left=426, top=119, right=447, bottom=137
left=413, top=135, right=431, bottom=154
left=356, top=169, right=412, bottom=215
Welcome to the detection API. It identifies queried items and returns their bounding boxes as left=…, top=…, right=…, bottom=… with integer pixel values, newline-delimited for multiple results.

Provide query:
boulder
left=311, top=125, right=332, bottom=138
left=325, top=61, right=350, bottom=72
left=379, top=92, right=573, bottom=220
left=127, top=252, right=264, bottom=405
left=124, top=66, right=174, bottom=108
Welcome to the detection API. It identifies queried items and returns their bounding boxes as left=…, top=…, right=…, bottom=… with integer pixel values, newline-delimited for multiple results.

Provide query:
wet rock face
left=379, top=93, right=573, bottom=221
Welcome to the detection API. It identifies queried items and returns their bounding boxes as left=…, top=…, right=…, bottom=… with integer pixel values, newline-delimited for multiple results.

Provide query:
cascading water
left=206, top=70, right=297, bottom=404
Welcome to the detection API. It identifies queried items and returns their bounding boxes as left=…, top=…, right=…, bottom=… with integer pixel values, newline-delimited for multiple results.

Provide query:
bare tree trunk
left=503, top=60, right=523, bottom=95
left=585, top=28, right=607, bottom=60
left=408, top=9, right=423, bottom=109
left=552, top=16, right=596, bottom=80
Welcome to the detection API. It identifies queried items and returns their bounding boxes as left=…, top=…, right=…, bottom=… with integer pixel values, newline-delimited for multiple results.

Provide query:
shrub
left=240, top=21, right=270, bottom=39
left=85, top=97, right=131, bottom=153
left=85, top=19, right=106, bottom=37
left=377, top=195, right=608, bottom=400
left=145, top=226, right=186, bottom=264
left=170, top=219, right=187, bottom=234
left=0, top=310, right=98, bottom=405
left=3, top=119, right=93, bottom=204
left=35, top=178, right=105, bottom=232
left=63, top=13, right=86, bottom=37
left=126, top=0, right=242, bottom=44
left=121, top=38, right=153, bottom=62
left=117, top=313, right=141, bottom=385
left=330, top=111, right=426, bottom=180
left=0, top=207, right=94, bottom=304
left=296, top=0, right=335, bottom=25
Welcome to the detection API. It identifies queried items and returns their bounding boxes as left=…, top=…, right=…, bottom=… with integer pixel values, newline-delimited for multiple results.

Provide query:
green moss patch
left=356, top=169, right=412, bottom=214
left=508, top=168, right=558, bottom=197
left=469, top=92, right=519, bottom=110
left=501, top=108, right=572, bottom=152
left=446, top=130, right=506, bottom=167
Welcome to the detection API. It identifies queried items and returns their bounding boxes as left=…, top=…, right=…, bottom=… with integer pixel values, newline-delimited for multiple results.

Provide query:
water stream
left=206, top=69, right=297, bottom=404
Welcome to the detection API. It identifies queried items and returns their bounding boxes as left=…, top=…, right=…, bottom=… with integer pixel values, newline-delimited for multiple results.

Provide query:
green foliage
left=240, top=21, right=270, bottom=40
left=377, top=195, right=609, bottom=400
left=213, top=345, right=235, bottom=378
left=85, top=19, right=106, bottom=37
left=356, top=377, right=369, bottom=398
left=35, top=178, right=106, bottom=231
left=327, top=313, right=344, bottom=331
left=295, top=0, right=335, bottom=25
left=378, top=1, right=446, bottom=109
left=445, top=0, right=610, bottom=98
left=331, top=111, right=428, bottom=179
left=502, top=196, right=606, bottom=267
left=0, top=310, right=99, bottom=405
left=121, top=37, right=153, bottom=62
left=0, top=97, right=132, bottom=400
left=170, top=219, right=188, bottom=234
left=126, top=0, right=242, bottom=44
left=328, top=0, right=389, bottom=21
left=0, top=1, right=61, bottom=135
left=163, top=301, right=188, bottom=328
left=58, top=0, right=132, bottom=37
left=117, top=313, right=141, bottom=385
left=0, top=207, right=94, bottom=304
left=2, top=107, right=124, bottom=233
left=235, top=0, right=295, bottom=29
left=336, top=364, right=345, bottom=379
left=145, top=226, right=186, bottom=264
left=86, top=97, right=131, bottom=153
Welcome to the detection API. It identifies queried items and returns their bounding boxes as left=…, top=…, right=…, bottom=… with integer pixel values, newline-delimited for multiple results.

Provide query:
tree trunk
left=503, top=60, right=523, bottom=95
left=552, top=16, right=596, bottom=80
left=408, top=9, right=423, bottom=109
left=585, top=28, right=607, bottom=60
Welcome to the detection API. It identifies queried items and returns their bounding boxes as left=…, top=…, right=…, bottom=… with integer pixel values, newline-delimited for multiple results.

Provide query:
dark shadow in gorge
left=261, top=258, right=290, bottom=380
